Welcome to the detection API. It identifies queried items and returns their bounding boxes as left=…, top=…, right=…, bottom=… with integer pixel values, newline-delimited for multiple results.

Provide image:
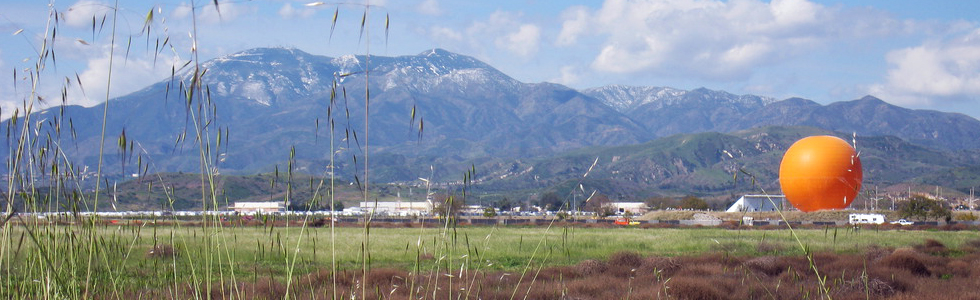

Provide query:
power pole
left=971, top=187, right=976, bottom=210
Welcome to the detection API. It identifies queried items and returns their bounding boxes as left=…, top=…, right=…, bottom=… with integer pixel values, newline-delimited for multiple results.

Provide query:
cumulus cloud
left=64, top=0, right=113, bottom=28
left=171, top=1, right=249, bottom=23
left=417, top=0, right=443, bottom=16
left=0, top=50, right=10, bottom=119
left=425, top=10, right=542, bottom=58
left=67, top=45, right=176, bottom=107
left=557, top=6, right=589, bottom=46
left=869, top=29, right=980, bottom=106
left=429, top=26, right=463, bottom=41
left=466, top=11, right=541, bottom=57
left=279, top=3, right=315, bottom=19
left=496, top=24, right=540, bottom=57
left=552, top=65, right=583, bottom=86
left=558, top=0, right=895, bottom=80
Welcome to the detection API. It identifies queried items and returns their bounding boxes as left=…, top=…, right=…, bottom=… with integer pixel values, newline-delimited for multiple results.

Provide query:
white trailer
left=848, top=213, right=885, bottom=225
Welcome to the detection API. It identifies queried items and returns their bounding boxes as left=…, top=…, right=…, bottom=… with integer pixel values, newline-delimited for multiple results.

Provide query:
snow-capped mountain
left=5, top=47, right=980, bottom=183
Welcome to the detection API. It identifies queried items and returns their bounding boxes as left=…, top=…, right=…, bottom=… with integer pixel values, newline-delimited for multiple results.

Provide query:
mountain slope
left=1, top=48, right=648, bottom=181
left=471, top=126, right=980, bottom=201
left=586, top=86, right=980, bottom=150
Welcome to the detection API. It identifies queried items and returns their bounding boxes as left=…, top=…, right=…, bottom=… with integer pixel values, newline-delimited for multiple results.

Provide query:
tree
left=329, top=200, right=345, bottom=211
left=497, top=197, right=513, bottom=212
left=645, top=196, right=676, bottom=210
left=899, top=195, right=951, bottom=221
left=584, top=193, right=615, bottom=216
left=434, top=193, right=465, bottom=218
left=679, top=195, right=709, bottom=210
left=538, top=192, right=564, bottom=211
left=482, top=207, right=497, bottom=217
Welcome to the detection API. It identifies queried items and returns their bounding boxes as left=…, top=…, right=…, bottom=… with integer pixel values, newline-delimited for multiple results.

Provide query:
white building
left=231, top=202, right=286, bottom=214
left=358, top=200, right=432, bottom=216
left=608, top=202, right=650, bottom=215
left=726, top=195, right=786, bottom=212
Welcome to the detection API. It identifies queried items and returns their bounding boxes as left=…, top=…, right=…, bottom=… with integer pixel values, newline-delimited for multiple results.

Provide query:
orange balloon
left=779, top=135, right=862, bottom=212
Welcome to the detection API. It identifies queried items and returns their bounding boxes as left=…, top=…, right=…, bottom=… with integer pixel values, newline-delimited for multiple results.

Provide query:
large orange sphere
left=779, top=135, right=862, bottom=212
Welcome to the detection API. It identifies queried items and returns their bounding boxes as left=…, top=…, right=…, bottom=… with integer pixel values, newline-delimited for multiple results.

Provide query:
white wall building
left=726, top=195, right=786, bottom=212
left=358, top=201, right=432, bottom=216
left=231, top=202, right=286, bottom=214
left=608, top=202, right=650, bottom=215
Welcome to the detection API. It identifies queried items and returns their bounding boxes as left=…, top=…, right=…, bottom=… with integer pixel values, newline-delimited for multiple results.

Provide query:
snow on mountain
left=583, top=85, right=774, bottom=113
left=582, top=85, right=686, bottom=112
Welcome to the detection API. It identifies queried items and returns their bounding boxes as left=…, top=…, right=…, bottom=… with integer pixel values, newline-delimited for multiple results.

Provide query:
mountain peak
left=420, top=48, right=455, bottom=57
left=402, top=49, right=489, bottom=70
left=858, top=95, right=885, bottom=103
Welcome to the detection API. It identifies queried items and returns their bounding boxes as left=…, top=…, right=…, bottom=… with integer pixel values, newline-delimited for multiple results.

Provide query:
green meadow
left=3, top=219, right=976, bottom=297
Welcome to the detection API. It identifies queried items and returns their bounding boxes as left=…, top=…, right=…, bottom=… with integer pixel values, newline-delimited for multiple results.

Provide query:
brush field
left=3, top=220, right=979, bottom=298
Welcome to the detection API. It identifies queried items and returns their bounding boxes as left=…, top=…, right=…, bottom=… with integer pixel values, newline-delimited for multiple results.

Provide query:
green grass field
left=3, top=219, right=977, bottom=298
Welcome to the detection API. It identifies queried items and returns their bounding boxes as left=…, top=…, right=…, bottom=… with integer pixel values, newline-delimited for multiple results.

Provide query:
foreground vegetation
left=2, top=220, right=978, bottom=298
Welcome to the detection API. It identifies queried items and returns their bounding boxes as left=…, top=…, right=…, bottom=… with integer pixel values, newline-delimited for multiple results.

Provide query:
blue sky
left=2, top=0, right=980, bottom=119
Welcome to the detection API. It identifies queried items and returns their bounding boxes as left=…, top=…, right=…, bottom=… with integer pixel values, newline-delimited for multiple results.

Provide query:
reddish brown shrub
left=821, top=254, right=868, bottom=278
left=914, top=239, right=949, bottom=256
left=864, top=244, right=893, bottom=262
left=675, top=262, right=728, bottom=277
left=575, top=259, right=607, bottom=276
left=833, top=277, right=898, bottom=299
left=521, top=281, right=564, bottom=300
left=744, top=256, right=785, bottom=277
left=365, top=267, right=408, bottom=287
left=608, top=251, right=644, bottom=268
left=247, top=277, right=287, bottom=299
left=666, top=276, right=730, bottom=300
left=567, top=277, right=627, bottom=299
left=881, top=249, right=931, bottom=277
left=638, top=256, right=681, bottom=279
left=295, top=268, right=334, bottom=290
left=946, top=260, right=972, bottom=277
left=532, top=265, right=579, bottom=281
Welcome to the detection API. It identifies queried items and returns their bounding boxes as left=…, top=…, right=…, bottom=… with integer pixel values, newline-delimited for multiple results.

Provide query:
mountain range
left=4, top=47, right=980, bottom=203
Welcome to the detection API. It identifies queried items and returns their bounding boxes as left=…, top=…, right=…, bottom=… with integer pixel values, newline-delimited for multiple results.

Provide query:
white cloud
left=552, top=65, right=583, bottom=86
left=770, top=0, right=819, bottom=28
left=279, top=3, right=315, bottom=19
left=0, top=50, right=10, bottom=119
left=556, top=6, right=589, bottom=46
left=68, top=45, right=176, bottom=107
left=171, top=1, right=249, bottom=24
left=417, top=0, right=443, bottom=16
left=464, top=11, right=541, bottom=57
left=429, top=26, right=463, bottom=41
left=426, top=10, right=542, bottom=58
left=559, top=0, right=896, bottom=80
left=173, top=3, right=192, bottom=19
left=64, top=1, right=113, bottom=28
left=496, top=24, right=540, bottom=57
left=869, top=29, right=980, bottom=107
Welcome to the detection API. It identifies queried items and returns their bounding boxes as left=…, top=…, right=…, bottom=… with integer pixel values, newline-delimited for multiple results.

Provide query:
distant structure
left=726, top=195, right=786, bottom=212
left=357, top=200, right=432, bottom=216
left=231, top=202, right=286, bottom=214
left=608, top=202, right=651, bottom=215
left=848, top=213, right=885, bottom=225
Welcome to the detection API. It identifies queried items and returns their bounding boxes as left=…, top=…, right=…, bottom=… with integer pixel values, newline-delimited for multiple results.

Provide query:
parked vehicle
left=614, top=217, right=640, bottom=226
left=848, top=213, right=885, bottom=225
left=890, top=219, right=914, bottom=226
